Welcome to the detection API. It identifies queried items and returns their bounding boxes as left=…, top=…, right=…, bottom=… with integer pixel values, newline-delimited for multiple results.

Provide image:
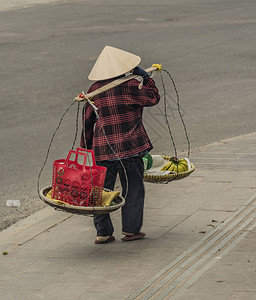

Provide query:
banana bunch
left=160, top=158, right=189, bottom=173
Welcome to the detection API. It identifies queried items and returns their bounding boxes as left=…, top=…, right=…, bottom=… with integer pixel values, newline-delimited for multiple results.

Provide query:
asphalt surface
left=1, top=0, right=256, bottom=230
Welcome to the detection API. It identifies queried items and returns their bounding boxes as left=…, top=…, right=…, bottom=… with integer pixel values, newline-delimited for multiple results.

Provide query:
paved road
left=1, top=0, right=256, bottom=230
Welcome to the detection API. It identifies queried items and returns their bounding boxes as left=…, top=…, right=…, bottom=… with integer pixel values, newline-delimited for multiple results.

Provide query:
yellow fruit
left=168, top=163, right=176, bottom=172
left=179, top=159, right=187, bottom=165
left=160, top=162, right=172, bottom=171
left=172, top=163, right=179, bottom=172
left=178, top=159, right=188, bottom=172
left=160, top=157, right=189, bottom=173
left=177, top=164, right=186, bottom=173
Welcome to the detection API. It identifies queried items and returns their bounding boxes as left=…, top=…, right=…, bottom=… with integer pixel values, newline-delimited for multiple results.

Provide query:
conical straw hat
left=88, top=46, right=141, bottom=81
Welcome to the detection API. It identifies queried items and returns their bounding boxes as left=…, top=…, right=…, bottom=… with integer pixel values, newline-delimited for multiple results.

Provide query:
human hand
left=132, top=67, right=150, bottom=79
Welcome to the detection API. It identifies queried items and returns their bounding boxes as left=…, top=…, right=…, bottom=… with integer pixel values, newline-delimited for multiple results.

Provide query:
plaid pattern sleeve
left=80, top=78, right=160, bottom=161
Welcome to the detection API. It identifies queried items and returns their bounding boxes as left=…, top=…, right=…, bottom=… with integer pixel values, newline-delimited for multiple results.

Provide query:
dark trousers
left=94, top=156, right=145, bottom=236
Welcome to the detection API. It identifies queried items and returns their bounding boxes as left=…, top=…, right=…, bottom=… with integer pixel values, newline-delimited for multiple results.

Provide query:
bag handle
left=76, top=148, right=97, bottom=167
left=65, top=149, right=96, bottom=169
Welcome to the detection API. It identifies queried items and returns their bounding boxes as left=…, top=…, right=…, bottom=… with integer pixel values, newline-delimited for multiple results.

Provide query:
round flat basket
left=40, top=185, right=125, bottom=215
left=143, top=155, right=195, bottom=184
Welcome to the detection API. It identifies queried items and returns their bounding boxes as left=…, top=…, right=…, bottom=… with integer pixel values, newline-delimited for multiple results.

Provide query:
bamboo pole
left=74, top=66, right=159, bottom=102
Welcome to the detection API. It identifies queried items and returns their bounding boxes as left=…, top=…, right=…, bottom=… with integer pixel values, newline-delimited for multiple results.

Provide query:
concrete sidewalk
left=1, top=133, right=256, bottom=300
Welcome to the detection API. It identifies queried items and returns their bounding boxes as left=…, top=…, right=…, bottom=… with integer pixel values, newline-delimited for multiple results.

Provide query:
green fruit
left=143, top=153, right=153, bottom=170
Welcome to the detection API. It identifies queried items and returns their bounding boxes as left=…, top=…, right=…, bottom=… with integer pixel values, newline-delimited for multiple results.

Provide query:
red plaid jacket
left=80, top=77, right=160, bottom=161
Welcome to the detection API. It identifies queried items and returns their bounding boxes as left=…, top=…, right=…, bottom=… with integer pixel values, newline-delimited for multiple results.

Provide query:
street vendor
left=78, top=46, right=160, bottom=244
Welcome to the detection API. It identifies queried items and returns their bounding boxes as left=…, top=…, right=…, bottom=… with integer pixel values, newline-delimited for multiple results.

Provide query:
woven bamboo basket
left=40, top=185, right=125, bottom=215
left=143, top=155, right=195, bottom=183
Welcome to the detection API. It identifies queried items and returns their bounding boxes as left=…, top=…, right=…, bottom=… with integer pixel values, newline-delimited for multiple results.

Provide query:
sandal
left=121, top=232, right=145, bottom=241
left=95, top=236, right=115, bottom=244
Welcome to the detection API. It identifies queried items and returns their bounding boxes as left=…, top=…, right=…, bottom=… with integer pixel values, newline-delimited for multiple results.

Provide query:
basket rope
left=161, top=68, right=191, bottom=159
left=143, top=69, right=193, bottom=184
left=85, top=99, right=129, bottom=199
left=37, top=101, right=77, bottom=199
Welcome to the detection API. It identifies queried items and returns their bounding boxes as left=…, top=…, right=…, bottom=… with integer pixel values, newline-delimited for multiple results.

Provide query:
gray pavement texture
left=1, top=132, right=256, bottom=300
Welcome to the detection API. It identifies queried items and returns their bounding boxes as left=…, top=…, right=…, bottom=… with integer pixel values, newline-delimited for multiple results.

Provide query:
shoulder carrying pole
left=75, top=65, right=162, bottom=102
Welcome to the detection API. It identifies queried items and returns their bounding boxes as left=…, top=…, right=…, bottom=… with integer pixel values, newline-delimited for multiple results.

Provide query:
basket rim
left=143, top=155, right=195, bottom=182
left=39, top=185, right=125, bottom=214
